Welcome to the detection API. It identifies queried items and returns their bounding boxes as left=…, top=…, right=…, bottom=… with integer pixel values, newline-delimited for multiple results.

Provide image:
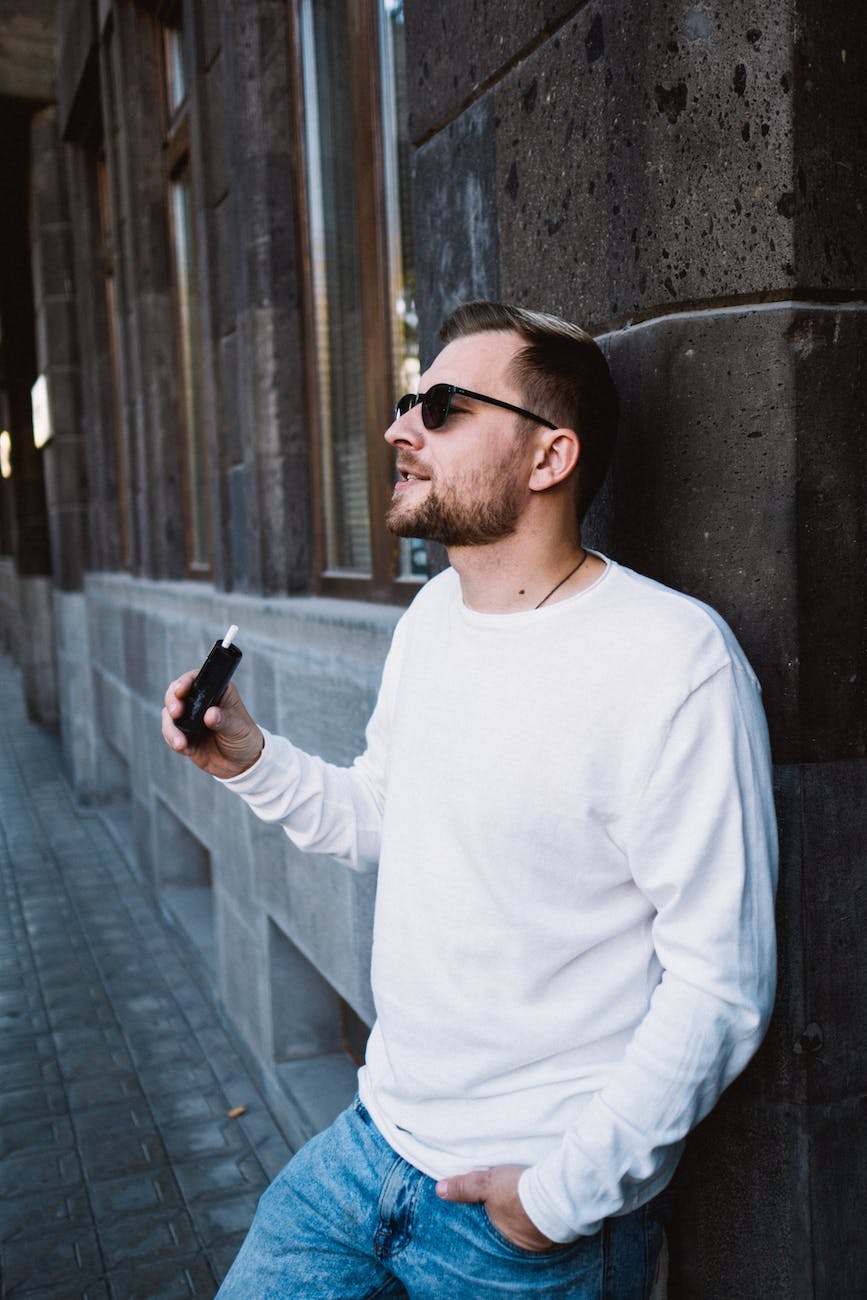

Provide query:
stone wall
left=404, top=1, right=866, bottom=1296
left=64, top=572, right=396, bottom=1148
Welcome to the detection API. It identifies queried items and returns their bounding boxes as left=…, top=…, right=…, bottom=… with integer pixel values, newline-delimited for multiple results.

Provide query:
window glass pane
left=170, top=169, right=209, bottom=567
left=379, top=0, right=426, bottom=580
left=164, top=26, right=186, bottom=116
left=302, top=0, right=372, bottom=574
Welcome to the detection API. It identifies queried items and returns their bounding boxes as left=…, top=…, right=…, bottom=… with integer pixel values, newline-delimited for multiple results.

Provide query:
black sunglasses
left=394, top=384, right=557, bottom=431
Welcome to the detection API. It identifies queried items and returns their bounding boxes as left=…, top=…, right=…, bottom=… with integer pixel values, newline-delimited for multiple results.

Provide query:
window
left=160, top=6, right=210, bottom=573
left=294, top=0, right=426, bottom=601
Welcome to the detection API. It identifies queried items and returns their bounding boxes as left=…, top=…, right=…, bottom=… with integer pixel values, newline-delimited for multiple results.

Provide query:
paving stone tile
left=187, top=1190, right=260, bottom=1245
left=79, top=1130, right=169, bottom=1181
left=58, top=1044, right=137, bottom=1083
left=97, top=1205, right=200, bottom=1268
left=160, top=1116, right=249, bottom=1162
left=0, top=987, right=44, bottom=1017
left=105, top=1253, right=217, bottom=1299
left=1, top=1227, right=102, bottom=1291
left=0, top=1185, right=92, bottom=1243
left=0, top=1053, right=61, bottom=1091
left=110, top=991, right=178, bottom=1017
left=42, top=984, right=107, bottom=1015
left=0, top=1082, right=67, bottom=1122
left=137, top=1059, right=219, bottom=1098
left=89, top=1167, right=183, bottom=1219
left=146, top=1088, right=232, bottom=1128
left=4, top=1275, right=110, bottom=1299
left=66, top=1073, right=147, bottom=1111
left=0, top=1112, right=75, bottom=1159
left=126, top=1035, right=208, bottom=1070
left=173, top=1151, right=269, bottom=1203
left=72, top=1096, right=156, bottom=1139
left=206, top=1235, right=245, bottom=1283
left=2, top=1147, right=83, bottom=1195
left=0, top=1030, right=57, bottom=1065
left=53, top=1026, right=127, bottom=1054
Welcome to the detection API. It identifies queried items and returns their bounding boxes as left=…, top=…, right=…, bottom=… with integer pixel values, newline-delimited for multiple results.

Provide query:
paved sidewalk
left=0, top=659, right=292, bottom=1298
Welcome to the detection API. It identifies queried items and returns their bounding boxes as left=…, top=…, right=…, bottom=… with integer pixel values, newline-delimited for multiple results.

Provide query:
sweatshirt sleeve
left=518, top=660, right=779, bottom=1240
left=215, top=616, right=407, bottom=872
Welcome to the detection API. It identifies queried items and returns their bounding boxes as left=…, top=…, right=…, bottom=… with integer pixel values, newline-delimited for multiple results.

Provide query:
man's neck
left=448, top=528, right=602, bottom=614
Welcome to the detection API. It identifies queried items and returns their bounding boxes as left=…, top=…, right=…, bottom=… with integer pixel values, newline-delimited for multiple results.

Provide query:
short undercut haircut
left=439, top=301, right=618, bottom=520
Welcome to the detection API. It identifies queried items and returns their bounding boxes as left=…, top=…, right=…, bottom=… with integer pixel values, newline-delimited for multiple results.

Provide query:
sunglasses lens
left=422, top=385, right=449, bottom=429
left=395, top=394, right=415, bottom=418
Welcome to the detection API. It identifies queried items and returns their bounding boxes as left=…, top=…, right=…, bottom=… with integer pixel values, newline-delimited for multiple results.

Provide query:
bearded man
left=163, top=301, right=777, bottom=1298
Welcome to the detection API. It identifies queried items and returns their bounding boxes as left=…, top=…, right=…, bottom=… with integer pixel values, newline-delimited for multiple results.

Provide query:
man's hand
left=161, top=672, right=264, bottom=780
left=436, top=1165, right=562, bottom=1253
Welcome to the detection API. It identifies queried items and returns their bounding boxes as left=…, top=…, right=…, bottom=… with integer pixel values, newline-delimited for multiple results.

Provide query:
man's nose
left=384, top=408, right=424, bottom=449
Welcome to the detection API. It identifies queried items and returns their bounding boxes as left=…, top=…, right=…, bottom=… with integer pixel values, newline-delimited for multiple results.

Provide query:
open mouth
left=396, top=462, right=430, bottom=484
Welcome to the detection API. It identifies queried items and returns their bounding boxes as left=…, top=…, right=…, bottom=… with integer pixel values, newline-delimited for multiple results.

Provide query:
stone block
left=798, top=760, right=867, bottom=1103
left=670, top=1095, right=809, bottom=1299
left=809, top=1096, right=867, bottom=1300
left=273, top=663, right=373, bottom=766
left=214, top=213, right=239, bottom=399
left=42, top=428, right=85, bottom=510
left=266, top=916, right=346, bottom=1060
left=788, top=307, right=866, bottom=761
left=404, top=0, right=576, bottom=143
left=201, top=55, right=229, bottom=207
left=412, top=93, right=501, bottom=366
left=242, top=644, right=277, bottom=731
left=33, top=221, right=76, bottom=305
left=36, top=293, right=79, bottom=369
left=487, top=0, right=861, bottom=322
left=230, top=1, right=293, bottom=152
left=215, top=893, right=269, bottom=1060
left=790, top=0, right=867, bottom=290
left=89, top=597, right=124, bottom=680
left=198, top=0, right=223, bottom=72
left=602, top=302, right=866, bottom=764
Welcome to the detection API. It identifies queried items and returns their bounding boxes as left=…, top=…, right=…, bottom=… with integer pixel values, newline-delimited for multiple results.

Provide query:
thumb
left=436, top=1170, right=491, bottom=1203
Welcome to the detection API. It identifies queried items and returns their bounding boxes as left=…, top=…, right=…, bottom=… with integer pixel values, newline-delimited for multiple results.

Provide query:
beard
left=386, top=452, right=526, bottom=547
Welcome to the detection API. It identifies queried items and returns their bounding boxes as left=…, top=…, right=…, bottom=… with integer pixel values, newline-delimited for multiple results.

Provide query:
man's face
left=384, top=331, right=535, bottom=547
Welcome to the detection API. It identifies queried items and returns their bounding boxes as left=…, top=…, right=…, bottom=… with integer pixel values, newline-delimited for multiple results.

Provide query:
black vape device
left=176, top=624, right=242, bottom=742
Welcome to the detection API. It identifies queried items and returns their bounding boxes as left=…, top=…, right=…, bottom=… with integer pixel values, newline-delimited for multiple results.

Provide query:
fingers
left=163, top=671, right=196, bottom=718
left=436, top=1170, right=492, bottom=1203
left=161, top=672, right=196, bottom=752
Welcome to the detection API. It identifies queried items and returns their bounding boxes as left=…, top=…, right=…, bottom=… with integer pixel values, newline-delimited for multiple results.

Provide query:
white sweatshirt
left=220, top=558, right=778, bottom=1242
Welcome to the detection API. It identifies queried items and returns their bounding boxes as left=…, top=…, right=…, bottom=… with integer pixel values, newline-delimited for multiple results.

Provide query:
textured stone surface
left=412, top=92, right=501, bottom=366
left=602, top=302, right=866, bottom=764
left=488, top=0, right=866, bottom=323
left=670, top=1094, right=810, bottom=1299
left=0, top=658, right=294, bottom=1294
left=798, top=760, right=867, bottom=1103
left=404, top=0, right=579, bottom=143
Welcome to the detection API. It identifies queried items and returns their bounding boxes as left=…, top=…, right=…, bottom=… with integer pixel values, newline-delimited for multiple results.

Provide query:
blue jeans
left=217, top=1096, right=669, bottom=1298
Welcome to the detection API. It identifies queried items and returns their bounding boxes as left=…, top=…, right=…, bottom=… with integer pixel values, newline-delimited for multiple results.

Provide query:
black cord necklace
left=534, top=549, right=589, bottom=609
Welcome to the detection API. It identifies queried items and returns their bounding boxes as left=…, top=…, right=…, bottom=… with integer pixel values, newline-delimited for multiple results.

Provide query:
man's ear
left=528, top=427, right=580, bottom=493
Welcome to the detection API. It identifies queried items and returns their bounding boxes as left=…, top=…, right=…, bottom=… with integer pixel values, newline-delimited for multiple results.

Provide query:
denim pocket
left=476, top=1203, right=587, bottom=1263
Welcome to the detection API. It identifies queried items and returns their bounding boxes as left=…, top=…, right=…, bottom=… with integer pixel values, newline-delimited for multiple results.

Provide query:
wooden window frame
left=289, top=0, right=424, bottom=606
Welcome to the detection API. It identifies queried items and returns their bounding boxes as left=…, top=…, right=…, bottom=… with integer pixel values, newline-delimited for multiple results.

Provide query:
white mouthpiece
left=221, top=624, right=239, bottom=649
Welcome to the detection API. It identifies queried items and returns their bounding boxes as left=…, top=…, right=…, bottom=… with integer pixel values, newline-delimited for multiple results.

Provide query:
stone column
left=0, top=100, right=55, bottom=719
left=220, top=0, right=311, bottom=594
left=405, top=1, right=865, bottom=1294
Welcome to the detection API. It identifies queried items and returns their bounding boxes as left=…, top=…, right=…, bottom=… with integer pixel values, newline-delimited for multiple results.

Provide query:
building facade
left=0, top=1, right=864, bottom=1295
